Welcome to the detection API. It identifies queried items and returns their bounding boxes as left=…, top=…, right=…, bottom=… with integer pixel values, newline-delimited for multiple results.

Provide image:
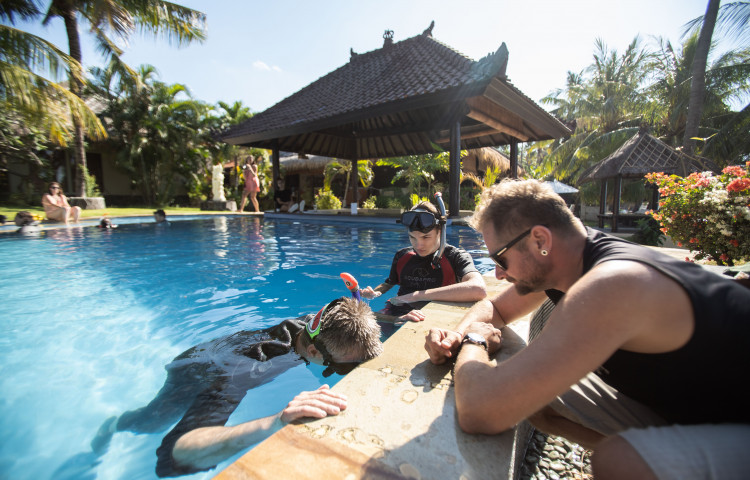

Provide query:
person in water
left=93, top=296, right=382, bottom=477
left=361, top=201, right=486, bottom=322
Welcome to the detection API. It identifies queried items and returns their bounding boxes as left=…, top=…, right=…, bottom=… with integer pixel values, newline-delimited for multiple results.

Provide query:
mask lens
left=401, top=211, right=437, bottom=232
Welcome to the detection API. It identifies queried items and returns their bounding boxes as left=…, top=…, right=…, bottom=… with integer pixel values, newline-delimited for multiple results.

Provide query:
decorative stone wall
left=68, top=197, right=106, bottom=210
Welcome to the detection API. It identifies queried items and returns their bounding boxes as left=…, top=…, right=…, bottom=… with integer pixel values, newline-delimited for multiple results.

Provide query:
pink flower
left=727, top=178, right=750, bottom=193
left=730, top=239, right=739, bottom=247
left=722, top=166, right=747, bottom=177
left=720, top=253, right=729, bottom=262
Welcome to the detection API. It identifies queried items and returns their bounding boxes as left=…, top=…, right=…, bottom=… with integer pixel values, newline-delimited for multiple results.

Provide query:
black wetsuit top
left=148, top=317, right=308, bottom=477
left=546, top=228, right=750, bottom=425
left=382, top=244, right=478, bottom=315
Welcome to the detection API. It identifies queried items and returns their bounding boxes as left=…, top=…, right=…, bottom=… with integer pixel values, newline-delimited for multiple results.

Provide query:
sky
left=9, top=0, right=728, bottom=114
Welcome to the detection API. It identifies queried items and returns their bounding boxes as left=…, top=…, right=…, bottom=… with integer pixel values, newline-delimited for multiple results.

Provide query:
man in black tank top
left=424, top=179, right=750, bottom=479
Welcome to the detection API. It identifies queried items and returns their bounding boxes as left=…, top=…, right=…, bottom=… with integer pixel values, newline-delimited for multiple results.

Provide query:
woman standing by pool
left=361, top=201, right=486, bottom=321
left=239, top=157, right=260, bottom=213
left=41, top=181, right=81, bottom=225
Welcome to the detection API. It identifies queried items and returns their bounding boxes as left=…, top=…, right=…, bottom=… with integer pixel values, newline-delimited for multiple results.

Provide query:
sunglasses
left=488, top=229, right=531, bottom=270
left=399, top=210, right=440, bottom=233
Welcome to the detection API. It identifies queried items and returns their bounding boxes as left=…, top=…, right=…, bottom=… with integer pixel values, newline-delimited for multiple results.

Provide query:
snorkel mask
left=397, top=194, right=448, bottom=269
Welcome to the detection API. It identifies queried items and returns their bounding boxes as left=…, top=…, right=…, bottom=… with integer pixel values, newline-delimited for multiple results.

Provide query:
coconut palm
left=683, top=0, right=721, bottom=154
left=38, top=0, right=206, bottom=196
left=539, top=37, right=649, bottom=184
left=375, top=152, right=450, bottom=198
left=645, top=33, right=750, bottom=147
left=1, top=4, right=104, bottom=147
left=324, top=159, right=374, bottom=204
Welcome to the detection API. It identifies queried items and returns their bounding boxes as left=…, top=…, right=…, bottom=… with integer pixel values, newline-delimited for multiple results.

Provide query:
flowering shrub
left=645, top=162, right=750, bottom=265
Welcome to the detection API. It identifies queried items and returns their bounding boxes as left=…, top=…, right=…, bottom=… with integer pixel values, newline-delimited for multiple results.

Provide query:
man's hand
left=424, top=328, right=463, bottom=364
left=465, top=322, right=503, bottom=355
left=360, top=286, right=382, bottom=300
left=398, top=309, right=425, bottom=322
left=280, top=385, right=348, bottom=423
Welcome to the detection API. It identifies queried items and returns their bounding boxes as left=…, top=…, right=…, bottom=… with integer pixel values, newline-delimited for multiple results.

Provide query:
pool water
left=0, top=216, right=492, bottom=480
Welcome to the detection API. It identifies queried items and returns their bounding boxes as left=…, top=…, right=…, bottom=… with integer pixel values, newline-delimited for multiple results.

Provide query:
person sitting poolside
left=94, top=296, right=383, bottom=477
left=41, top=181, right=81, bottom=225
left=274, top=177, right=303, bottom=212
left=424, top=179, right=750, bottom=480
left=360, top=201, right=486, bottom=322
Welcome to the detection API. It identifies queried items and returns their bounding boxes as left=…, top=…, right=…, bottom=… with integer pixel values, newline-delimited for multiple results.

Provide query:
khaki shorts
left=549, top=372, right=750, bottom=479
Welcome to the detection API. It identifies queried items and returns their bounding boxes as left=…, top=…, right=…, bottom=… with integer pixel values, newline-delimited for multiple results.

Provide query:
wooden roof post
left=598, top=180, right=607, bottom=228
left=272, top=142, right=280, bottom=197
left=351, top=159, right=359, bottom=207
left=612, top=175, right=622, bottom=233
left=510, top=140, right=518, bottom=179
left=449, top=120, right=461, bottom=217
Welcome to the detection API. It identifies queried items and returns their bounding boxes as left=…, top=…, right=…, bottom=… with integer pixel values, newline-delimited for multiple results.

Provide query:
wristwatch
left=461, top=332, right=488, bottom=351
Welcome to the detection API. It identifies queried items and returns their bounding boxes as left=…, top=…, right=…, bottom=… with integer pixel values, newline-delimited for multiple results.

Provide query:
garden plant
left=646, top=162, right=750, bottom=265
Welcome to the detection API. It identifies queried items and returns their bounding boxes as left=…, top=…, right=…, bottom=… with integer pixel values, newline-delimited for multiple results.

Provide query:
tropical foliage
left=376, top=152, right=450, bottom=198
left=646, top=163, right=750, bottom=265
left=1, top=0, right=206, bottom=197
left=531, top=27, right=748, bottom=187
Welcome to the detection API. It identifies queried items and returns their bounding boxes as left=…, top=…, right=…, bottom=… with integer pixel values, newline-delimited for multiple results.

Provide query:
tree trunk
left=683, top=0, right=720, bottom=155
left=58, top=1, right=88, bottom=197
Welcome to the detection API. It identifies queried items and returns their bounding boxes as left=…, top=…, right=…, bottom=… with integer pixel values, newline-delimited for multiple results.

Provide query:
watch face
left=467, top=332, right=485, bottom=343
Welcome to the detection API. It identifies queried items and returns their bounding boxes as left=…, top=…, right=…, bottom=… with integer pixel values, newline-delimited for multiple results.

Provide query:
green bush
left=631, top=217, right=665, bottom=246
left=362, top=196, right=377, bottom=209
left=83, top=166, right=102, bottom=197
left=315, top=189, right=342, bottom=210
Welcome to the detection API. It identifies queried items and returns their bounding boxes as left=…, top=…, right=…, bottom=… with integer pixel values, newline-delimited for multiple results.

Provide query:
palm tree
left=539, top=37, right=649, bottom=184
left=645, top=33, right=749, bottom=148
left=375, top=152, right=450, bottom=198
left=683, top=0, right=721, bottom=154
left=324, top=159, right=374, bottom=205
left=1, top=4, right=104, bottom=147
left=40, top=0, right=207, bottom=197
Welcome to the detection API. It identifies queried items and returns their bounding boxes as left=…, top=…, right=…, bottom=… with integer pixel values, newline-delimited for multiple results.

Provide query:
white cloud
left=253, top=60, right=282, bottom=73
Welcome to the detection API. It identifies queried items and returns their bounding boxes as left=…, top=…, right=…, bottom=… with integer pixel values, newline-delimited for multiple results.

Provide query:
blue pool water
left=0, top=216, right=492, bottom=479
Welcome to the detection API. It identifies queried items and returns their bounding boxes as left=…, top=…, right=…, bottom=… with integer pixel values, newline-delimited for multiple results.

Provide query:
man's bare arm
left=390, top=271, right=487, bottom=305
left=172, top=386, right=347, bottom=471
left=424, top=283, right=545, bottom=364
left=453, top=261, right=694, bottom=434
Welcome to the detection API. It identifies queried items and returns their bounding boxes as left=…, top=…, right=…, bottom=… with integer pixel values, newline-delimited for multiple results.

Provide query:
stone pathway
left=520, top=430, right=593, bottom=480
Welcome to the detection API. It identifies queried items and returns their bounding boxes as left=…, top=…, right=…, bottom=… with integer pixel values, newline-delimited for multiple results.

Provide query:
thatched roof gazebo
left=222, top=22, right=570, bottom=215
left=462, top=147, right=512, bottom=175
left=578, top=131, right=719, bottom=231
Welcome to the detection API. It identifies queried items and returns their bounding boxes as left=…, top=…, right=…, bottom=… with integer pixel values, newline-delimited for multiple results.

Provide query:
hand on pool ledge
left=171, top=385, right=347, bottom=471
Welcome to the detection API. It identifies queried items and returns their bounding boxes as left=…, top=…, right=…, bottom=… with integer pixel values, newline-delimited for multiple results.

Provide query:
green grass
left=0, top=203, right=204, bottom=221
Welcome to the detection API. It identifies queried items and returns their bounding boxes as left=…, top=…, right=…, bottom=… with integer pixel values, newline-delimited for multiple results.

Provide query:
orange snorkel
left=340, top=272, right=362, bottom=301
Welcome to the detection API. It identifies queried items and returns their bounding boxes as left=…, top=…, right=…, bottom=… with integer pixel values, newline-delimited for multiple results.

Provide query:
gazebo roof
left=279, top=152, right=336, bottom=174
left=222, top=23, right=570, bottom=160
left=578, top=131, right=719, bottom=184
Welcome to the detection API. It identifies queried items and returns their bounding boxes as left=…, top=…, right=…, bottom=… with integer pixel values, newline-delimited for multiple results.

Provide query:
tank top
left=548, top=228, right=750, bottom=424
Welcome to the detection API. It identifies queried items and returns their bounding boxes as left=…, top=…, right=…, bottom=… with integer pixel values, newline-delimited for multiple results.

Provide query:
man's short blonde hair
left=317, top=297, right=383, bottom=361
left=470, top=179, right=580, bottom=236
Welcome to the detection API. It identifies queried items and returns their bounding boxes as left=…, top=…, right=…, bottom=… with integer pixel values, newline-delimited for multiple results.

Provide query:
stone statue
left=212, top=164, right=226, bottom=201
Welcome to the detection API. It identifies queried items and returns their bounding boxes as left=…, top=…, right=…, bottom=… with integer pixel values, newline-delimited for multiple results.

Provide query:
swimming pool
left=0, top=216, right=493, bottom=479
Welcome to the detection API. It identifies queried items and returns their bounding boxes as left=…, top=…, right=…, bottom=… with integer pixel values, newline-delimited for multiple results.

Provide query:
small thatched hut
left=578, top=131, right=719, bottom=231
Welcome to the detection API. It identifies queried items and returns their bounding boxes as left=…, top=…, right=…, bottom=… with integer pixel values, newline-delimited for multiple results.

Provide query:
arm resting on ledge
left=172, top=385, right=347, bottom=471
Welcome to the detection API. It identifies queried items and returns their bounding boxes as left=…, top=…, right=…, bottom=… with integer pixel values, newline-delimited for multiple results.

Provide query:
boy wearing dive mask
left=361, top=201, right=486, bottom=322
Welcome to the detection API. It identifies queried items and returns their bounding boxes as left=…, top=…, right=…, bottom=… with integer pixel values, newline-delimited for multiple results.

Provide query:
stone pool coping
left=215, top=275, right=533, bottom=480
